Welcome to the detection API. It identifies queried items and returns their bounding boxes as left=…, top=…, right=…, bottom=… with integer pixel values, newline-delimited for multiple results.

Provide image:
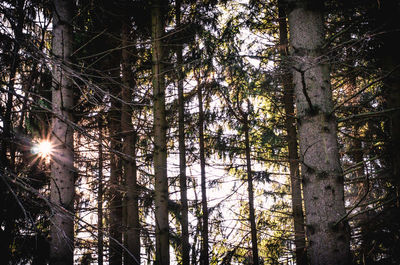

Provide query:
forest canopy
left=0, top=0, right=399, bottom=264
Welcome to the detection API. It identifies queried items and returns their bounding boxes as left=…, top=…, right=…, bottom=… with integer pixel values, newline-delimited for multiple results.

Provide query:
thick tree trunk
left=50, top=1, right=75, bottom=264
left=286, top=1, right=351, bottom=264
left=377, top=0, right=400, bottom=202
left=151, top=1, right=169, bottom=264
left=176, top=0, right=190, bottom=264
left=277, top=2, right=307, bottom=265
left=243, top=116, right=259, bottom=265
left=197, top=82, right=209, bottom=265
left=121, top=22, right=141, bottom=265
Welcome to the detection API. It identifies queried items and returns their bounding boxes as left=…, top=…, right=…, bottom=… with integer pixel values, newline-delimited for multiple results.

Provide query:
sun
left=32, top=140, right=53, bottom=159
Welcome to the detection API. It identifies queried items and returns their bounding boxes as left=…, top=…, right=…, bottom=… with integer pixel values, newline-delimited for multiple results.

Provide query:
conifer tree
left=50, top=0, right=75, bottom=264
left=285, top=0, right=351, bottom=263
left=151, top=0, right=169, bottom=264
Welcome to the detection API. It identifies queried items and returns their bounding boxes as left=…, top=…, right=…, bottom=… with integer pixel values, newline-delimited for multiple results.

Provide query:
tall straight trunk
left=243, top=116, right=259, bottom=265
left=384, top=42, right=400, bottom=207
left=377, top=0, right=400, bottom=202
left=108, top=56, right=123, bottom=265
left=286, top=0, right=351, bottom=264
left=121, top=22, right=140, bottom=265
left=197, top=83, right=209, bottom=265
left=176, top=0, right=190, bottom=264
left=98, top=117, right=104, bottom=265
left=109, top=105, right=122, bottom=265
left=50, top=1, right=75, bottom=264
left=277, top=2, right=307, bottom=265
left=151, top=1, right=169, bottom=264
left=191, top=179, right=200, bottom=265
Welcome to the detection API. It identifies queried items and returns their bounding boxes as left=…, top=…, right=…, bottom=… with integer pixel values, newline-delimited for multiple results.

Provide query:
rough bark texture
left=151, top=1, right=169, bottom=264
left=121, top=22, right=140, bottom=265
left=286, top=1, right=351, bottom=264
left=50, top=1, right=75, bottom=264
left=176, top=0, right=190, bottom=264
left=277, top=2, right=307, bottom=265
left=243, top=116, right=259, bottom=265
left=198, top=83, right=209, bottom=265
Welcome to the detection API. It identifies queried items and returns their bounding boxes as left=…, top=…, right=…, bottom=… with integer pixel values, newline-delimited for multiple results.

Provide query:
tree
left=243, top=108, right=260, bottom=265
left=49, top=0, right=75, bottom=264
left=107, top=36, right=123, bottom=265
left=175, top=0, right=190, bottom=264
left=277, top=1, right=307, bottom=264
left=121, top=18, right=140, bottom=265
left=151, top=0, right=169, bottom=264
left=197, top=74, right=210, bottom=265
left=97, top=116, right=104, bottom=265
left=285, top=0, right=351, bottom=263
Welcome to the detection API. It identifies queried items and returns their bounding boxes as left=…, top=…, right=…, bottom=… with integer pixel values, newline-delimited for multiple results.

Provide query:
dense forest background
left=1, top=0, right=399, bottom=264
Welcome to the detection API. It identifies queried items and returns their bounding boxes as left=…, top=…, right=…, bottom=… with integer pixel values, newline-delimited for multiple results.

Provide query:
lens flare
left=32, top=140, right=53, bottom=159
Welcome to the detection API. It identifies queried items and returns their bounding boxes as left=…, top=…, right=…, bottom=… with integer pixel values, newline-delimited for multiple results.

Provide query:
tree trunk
left=151, top=1, right=169, bottom=264
left=98, top=117, right=104, bottom=265
left=50, top=1, right=75, bottom=264
left=286, top=1, right=351, bottom=264
left=377, top=0, right=400, bottom=203
left=277, top=2, right=307, bottom=265
left=108, top=55, right=123, bottom=265
left=243, top=115, right=259, bottom=265
left=121, top=21, right=141, bottom=265
left=176, top=0, right=190, bottom=264
left=197, top=81, right=209, bottom=265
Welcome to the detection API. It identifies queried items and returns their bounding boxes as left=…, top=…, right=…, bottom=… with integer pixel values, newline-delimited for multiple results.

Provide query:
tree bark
left=50, top=1, right=75, bottom=264
left=197, top=81, right=209, bottom=265
left=151, top=1, right=169, bottom=264
left=277, top=2, right=307, bottom=265
left=377, top=0, right=400, bottom=204
left=176, top=0, right=190, bottom=264
left=108, top=52, right=123, bottom=265
left=286, top=1, right=351, bottom=264
left=121, top=21, right=140, bottom=265
left=243, top=115, right=259, bottom=265
left=98, top=117, right=104, bottom=265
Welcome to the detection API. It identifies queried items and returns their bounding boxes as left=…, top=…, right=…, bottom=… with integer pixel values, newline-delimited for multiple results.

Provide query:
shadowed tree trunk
left=243, top=114, right=259, bottom=265
left=285, top=0, right=351, bottom=264
left=377, top=0, right=400, bottom=203
left=108, top=47, right=123, bottom=265
left=108, top=91, right=123, bottom=265
left=176, top=0, right=190, bottom=264
left=197, top=80, right=209, bottom=265
left=277, top=2, right=307, bottom=265
left=151, top=0, right=169, bottom=264
left=121, top=21, right=140, bottom=265
left=49, top=0, right=75, bottom=264
left=98, top=116, right=104, bottom=265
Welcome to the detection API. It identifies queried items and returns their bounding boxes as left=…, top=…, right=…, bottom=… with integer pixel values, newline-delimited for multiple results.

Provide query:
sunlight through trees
left=1, top=0, right=400, bottom=264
